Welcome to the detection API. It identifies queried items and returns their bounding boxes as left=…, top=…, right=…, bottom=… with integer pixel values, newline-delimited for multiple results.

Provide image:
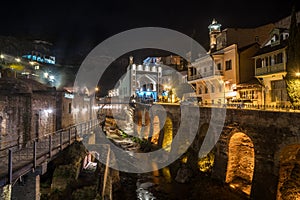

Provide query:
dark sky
left=1, top=0, right=299, bottom=50
left=1, top=0, right=299, bottom=94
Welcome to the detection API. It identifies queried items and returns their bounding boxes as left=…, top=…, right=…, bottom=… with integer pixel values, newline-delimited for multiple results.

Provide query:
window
left=198, top=86, right=202, bottom=94
left=68, top=103, right=72, bottom=114
left=35, top=114, right=39, bottom=139
left=217, top=63, right=222, bottom=70
left=225, top=60, right=232, bottom=70
left=205, top=86, right=208, bottom=94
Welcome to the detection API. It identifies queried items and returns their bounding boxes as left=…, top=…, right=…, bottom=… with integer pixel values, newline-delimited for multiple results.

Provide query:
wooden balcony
left=256, top=63, right=285, bottom=76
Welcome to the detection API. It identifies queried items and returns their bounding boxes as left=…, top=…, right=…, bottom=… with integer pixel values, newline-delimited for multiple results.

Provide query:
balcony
left=188, top=70, right=224, bottom=81
left=255, top=63, right=285, bottom=76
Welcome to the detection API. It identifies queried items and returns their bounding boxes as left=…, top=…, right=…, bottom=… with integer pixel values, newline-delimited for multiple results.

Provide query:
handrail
left=0, top=118, right=99, bottom=187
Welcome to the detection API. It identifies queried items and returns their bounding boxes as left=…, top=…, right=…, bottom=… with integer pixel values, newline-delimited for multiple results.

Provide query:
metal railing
left=0, top=119, right=99, bottom=187
left=199, top=103, right=300, bottom=112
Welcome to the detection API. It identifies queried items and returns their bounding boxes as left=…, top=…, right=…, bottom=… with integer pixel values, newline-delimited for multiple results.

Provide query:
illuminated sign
left=22, top=54, right=55, bottom=65
left=64, top=93, right=74, bottom=99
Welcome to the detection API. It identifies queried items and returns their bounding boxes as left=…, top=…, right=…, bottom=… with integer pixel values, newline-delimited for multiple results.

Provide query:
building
left=253, top=27, right=290, bottom=106
left=0, top=74, right=56, bottom=150
left=188, top=19, right=274, bottom=105
left=0, top=68, right=96, bottom=150
left=110, top=56, right=162, bottom=102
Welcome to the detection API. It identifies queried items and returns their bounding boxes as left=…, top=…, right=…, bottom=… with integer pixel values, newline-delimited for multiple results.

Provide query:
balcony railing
left=188, top=70, right=224, bottom=81
left=256, top=63, right=285, bottom=76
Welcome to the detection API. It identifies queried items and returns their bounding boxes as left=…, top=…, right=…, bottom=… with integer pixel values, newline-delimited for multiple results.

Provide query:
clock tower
left=208, top=19, right=221, bottom=51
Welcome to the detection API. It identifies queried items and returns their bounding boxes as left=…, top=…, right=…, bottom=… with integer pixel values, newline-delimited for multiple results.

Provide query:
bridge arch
left=275, top=141, right=300, bottom=200
left=226, top=131, right=255, bottom=196
left=161, top=116, right=173, bottom=152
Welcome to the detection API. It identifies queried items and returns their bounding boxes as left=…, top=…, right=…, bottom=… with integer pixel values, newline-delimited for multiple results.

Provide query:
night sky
left=1, top=1, right=299, bottom=50
left=0, top=0, right=299, bottom=94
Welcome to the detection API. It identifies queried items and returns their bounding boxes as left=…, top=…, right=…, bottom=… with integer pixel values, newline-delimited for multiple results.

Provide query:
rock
left=175, top=166, right=193, bottom=183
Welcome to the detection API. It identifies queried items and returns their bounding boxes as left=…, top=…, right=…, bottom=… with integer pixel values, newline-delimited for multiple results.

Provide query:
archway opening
left=162, top=117, right=173, bottom=152
left=277, top=145, right=300, bottom=200
left=226, top=132, right=254, bottom=195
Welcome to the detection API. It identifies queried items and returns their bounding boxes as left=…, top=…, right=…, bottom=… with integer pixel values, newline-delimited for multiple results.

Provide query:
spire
left=129, top=56, right=134, bottom=65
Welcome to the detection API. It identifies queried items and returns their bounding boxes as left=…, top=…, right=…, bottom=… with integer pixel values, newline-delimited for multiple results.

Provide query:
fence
left=0, top=119, right=99, bottom=187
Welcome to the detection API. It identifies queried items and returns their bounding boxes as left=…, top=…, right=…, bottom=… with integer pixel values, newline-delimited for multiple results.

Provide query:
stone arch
left=226, top=132, right=255, bottom=196
left=276, top=144, right=300, bottom=200
left=162, top=116, right=173, bottom=152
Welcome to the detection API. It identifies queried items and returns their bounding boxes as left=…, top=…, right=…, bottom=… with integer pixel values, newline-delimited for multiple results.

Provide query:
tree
left=285, top=5, right=300, bottom=107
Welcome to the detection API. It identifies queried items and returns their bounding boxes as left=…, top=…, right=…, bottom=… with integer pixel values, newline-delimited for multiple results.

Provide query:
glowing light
left=9, top=64, right=24, bottom=71
left=92, top=106, right=100, bottom=110
left=29, top=61, right=35, bottom=65
left=164, top=85, right=171, bottom=90
left=95, top=87, right=99, bottom=91
left=181, top=156, right=188, bottom=164
left=44, top=108, right=53, bottom=115
left=15, top=58, right=21, bottom=62
left=44, top=72, right=48, bottom=78
left=296, top=72, right=300, bottom=77
left=49, top=75, right=55, bottom=80
left=0, top=54, right=4, bottom=59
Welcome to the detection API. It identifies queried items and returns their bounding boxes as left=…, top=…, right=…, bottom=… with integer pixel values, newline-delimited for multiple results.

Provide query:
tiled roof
left=253, top=40, right=288, bottom=57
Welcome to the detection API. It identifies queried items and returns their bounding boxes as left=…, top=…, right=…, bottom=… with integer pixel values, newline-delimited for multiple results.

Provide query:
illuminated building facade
left=111, top=56, right=162, bottom=102
left=188, top=19, right=273, bottom=104
left=254, top=28, right=290, bottom=106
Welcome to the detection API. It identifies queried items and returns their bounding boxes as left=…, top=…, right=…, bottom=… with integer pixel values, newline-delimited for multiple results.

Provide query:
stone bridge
left=135, top=104, right=300, bottom=200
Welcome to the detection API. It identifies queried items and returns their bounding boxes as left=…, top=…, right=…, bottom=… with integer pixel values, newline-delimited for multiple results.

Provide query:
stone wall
left=0, top=94, right=31, bottom=149
left=31, top=92, right=56, bottom=138
left=142, top=105, right=300, bottom=200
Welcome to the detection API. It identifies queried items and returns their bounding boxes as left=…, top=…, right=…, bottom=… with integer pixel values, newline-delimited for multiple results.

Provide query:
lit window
left=225, top=60, right=232, bottom=70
